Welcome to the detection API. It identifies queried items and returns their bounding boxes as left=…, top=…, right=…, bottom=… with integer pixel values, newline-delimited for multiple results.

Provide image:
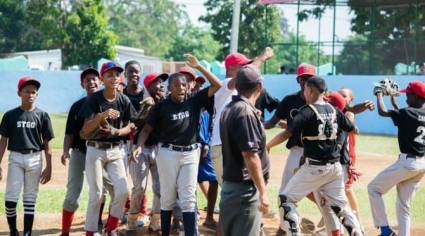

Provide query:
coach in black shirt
left=220, top=64, right=270, bottom=236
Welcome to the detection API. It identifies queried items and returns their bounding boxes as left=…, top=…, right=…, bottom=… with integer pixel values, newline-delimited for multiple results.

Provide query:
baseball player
left=79, top=61, right=136, bottom=235
left=0, top=77, right=54, bottom=236
left=126, top=72, right=168, bottom=232
left=133, top=54, right=221, bottom=236
left=368, top=81, right=425, bottom=236
left=60, top=68, right=102, bottom=236
left=267, top=76, right=363, bottom=236
left=210, top=47, right=274, bottom=186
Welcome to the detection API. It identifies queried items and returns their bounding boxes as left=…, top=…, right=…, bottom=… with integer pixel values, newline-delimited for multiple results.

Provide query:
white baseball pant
left=84, top=145, right=129, bottom=232
left=5, top=151, right=43, bottom=203
left=156, top=145, right=200, bottom=212
left=282, top=161, right=361, bottom=234
left=129, top=145, right=161, bottom=214
left=368, top=154, right=425, bottom=236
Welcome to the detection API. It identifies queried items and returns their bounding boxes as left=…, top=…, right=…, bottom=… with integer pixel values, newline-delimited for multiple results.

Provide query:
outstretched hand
left=184, top=53, right=201, bottom=69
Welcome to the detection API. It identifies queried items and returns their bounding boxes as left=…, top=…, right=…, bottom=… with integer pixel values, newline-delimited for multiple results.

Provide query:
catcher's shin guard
left=331, top=206, right=363, bottom=236
left=279, top=195, right=300, bottom=236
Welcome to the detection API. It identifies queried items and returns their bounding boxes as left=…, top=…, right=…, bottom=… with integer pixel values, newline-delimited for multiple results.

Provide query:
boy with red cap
left=79, top=61, right=136, bottom=235
left=60, top=68, right=103, bottom=235
left=368, top=81, right=425, bottom=236
left=0, top=76, right=54, bottom=236
left=126, top=72, right=168, bottom=232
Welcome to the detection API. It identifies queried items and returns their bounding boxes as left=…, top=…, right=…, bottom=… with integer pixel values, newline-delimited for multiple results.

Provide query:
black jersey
left=274, top=91, right=306, bottom=149
left=255, top=88, right=279, bottom=120
left=124, top=87, right=144, bottom=112
left=79, top=90, right=137, bottom=142
left=0, top=107, right=54, bottom=152
left=389, top=107, right=425, bottom=156
left=146, top=87, right=210, bottom=146
left=287, top=102, right=354, bottom=161
left=65, top=97, right=87, bottom=153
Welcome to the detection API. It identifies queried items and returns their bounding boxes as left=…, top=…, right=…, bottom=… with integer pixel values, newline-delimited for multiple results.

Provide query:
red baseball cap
left=143, top=73, right=169, bottom=88
left=100, top=61, right=124, bottom=77
left=195, top=76, right=206, bottom=84
left=178, top=66, right=196, bottom=81
left=326, top=92, right=346, bottom=112
left=224, top=52, right=252, bottom=70
left=400, top=81, right=425, bottom=98
left=18, top=76, right=40, bottom=91
left=297, top=63, right=316, bottom=77
left=80, top=68, right=99, bottom=82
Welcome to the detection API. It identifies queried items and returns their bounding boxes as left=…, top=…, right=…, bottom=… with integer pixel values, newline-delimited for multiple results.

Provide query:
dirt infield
left=1, top=149, right=425, bottom=235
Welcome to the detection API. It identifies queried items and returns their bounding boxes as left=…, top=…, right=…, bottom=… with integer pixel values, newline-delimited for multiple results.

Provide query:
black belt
left=161, top=143, right=199, bottom=152
left=16, top=150, right=39, bottom=154
left=305, top=157, right=339, bottom=166
left=87, top=141, right=122, bottom=149
left=405, top=154, right=423, bottom=159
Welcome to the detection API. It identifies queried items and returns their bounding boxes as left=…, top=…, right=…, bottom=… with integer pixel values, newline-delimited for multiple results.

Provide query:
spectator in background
left=280, top=65, right=287, bottom=74
left=418, top=63, right=425, bottom=75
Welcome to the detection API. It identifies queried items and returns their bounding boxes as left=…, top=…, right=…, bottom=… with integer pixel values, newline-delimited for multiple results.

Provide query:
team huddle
left=0, top=48, right=424, bottom=236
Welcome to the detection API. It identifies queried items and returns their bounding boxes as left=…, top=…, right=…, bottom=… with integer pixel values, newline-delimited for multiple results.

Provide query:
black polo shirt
left=288, top=103, right=354, bottom=161
left=146, top=87, right=210, bottom=146
left=0, top=107, right=54, bottom=152
left=274, top=91, right=306, bottom=149
left=79, top=90, right=137, bottom=142
left=255, top=88, right=279, bottom=120
left=220, top=95, right=270, bottom=182
left=389, top=107, right=425, bottom=156
left=65, top=97, right=87, bottom=153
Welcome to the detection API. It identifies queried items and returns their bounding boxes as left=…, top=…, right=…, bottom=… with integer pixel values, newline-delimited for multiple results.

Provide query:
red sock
left=61, top=209, right=74, bottom=234
left=105, top=215, right=119, bottom=232
left=86, top=231, right=94, bottom=236
left=139, top=195, right=148, bottom=215
left=332, top=230, right=341, bottom=236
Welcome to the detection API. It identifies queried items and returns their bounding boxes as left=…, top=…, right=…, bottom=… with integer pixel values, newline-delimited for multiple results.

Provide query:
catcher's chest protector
left=303, top=104, right=338, bottom=141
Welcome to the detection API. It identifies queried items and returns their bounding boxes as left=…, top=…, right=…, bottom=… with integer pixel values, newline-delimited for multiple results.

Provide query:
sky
left=172, top=0, right=355, bottom=54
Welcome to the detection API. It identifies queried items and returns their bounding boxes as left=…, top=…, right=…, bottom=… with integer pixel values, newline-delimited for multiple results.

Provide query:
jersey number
left=414, top=126, right=425, bottom=145
left=318, top=123, right=338, bottom=137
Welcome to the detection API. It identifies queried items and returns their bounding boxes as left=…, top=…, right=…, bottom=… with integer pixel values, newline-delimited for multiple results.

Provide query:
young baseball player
left=133, top=54, right=221, bottom=236
left=60, top=68, right=102, bottom=236
left=126, top=72, right=168, bottom=232
left=267, top=76, right=363, bottom=236
left=368, top=81, right=425, bottom=236
left=79, top=61, right=136, bottom=235
left=0, top=76, right=54, bottom=236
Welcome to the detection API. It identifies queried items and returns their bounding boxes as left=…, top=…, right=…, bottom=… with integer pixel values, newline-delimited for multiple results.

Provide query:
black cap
left=236, top=64, right=262, bottom=91
left=80, top=68, right=99, bottom=82
left=306, top=76, right=327, bottom=93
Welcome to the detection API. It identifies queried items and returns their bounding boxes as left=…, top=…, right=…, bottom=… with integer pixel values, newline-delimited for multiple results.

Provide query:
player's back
left=391, top=107, right=425, bottom=156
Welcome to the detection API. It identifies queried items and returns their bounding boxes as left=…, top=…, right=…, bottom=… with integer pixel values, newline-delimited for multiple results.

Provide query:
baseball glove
left=373, top=78, right=400, bottom=96
left=80, top=117, right=119, bottom=140
left=133, top=97, right=155, bottom=128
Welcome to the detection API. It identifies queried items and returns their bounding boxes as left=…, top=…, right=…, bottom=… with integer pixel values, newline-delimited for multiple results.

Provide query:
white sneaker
left=149, top=214, right=161, bottom=232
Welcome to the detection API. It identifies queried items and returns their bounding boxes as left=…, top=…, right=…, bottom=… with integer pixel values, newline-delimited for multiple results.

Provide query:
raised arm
left=376, top=92, right=392, bottom=117
left=390, top=95, right=400, bottom=111
left=251, top=47, right=274, bottom=69
left=184, top=53, right=222, bottom=97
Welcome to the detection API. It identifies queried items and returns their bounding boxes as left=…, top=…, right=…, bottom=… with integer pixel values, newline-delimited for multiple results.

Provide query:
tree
left=61, top=0, right=117, bottom=67
left=200, top=0, right=282, bottom=61
left=106, top=0, right=186, bottom=58
left=335, top=35, right=382, bottom=75
left=0, top=0, right=27, bottom=52
left=166, top=24, right=221, bottom=61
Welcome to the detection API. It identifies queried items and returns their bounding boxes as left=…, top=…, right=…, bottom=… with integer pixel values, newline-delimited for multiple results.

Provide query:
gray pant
left=211, top=145, right=223, bottom=186
left=220, top=181, right=261, bottom=236
left=129, top=145, right=160, bottom=214
left=5, top=151, right=42, bottom=203
left=368, top=154, right=425, bottom=236
left=63, top=150, right=86, bottom=212
left=84, top=145, right=129, bottom=232
left=156, top=146, right=199, bottom=212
